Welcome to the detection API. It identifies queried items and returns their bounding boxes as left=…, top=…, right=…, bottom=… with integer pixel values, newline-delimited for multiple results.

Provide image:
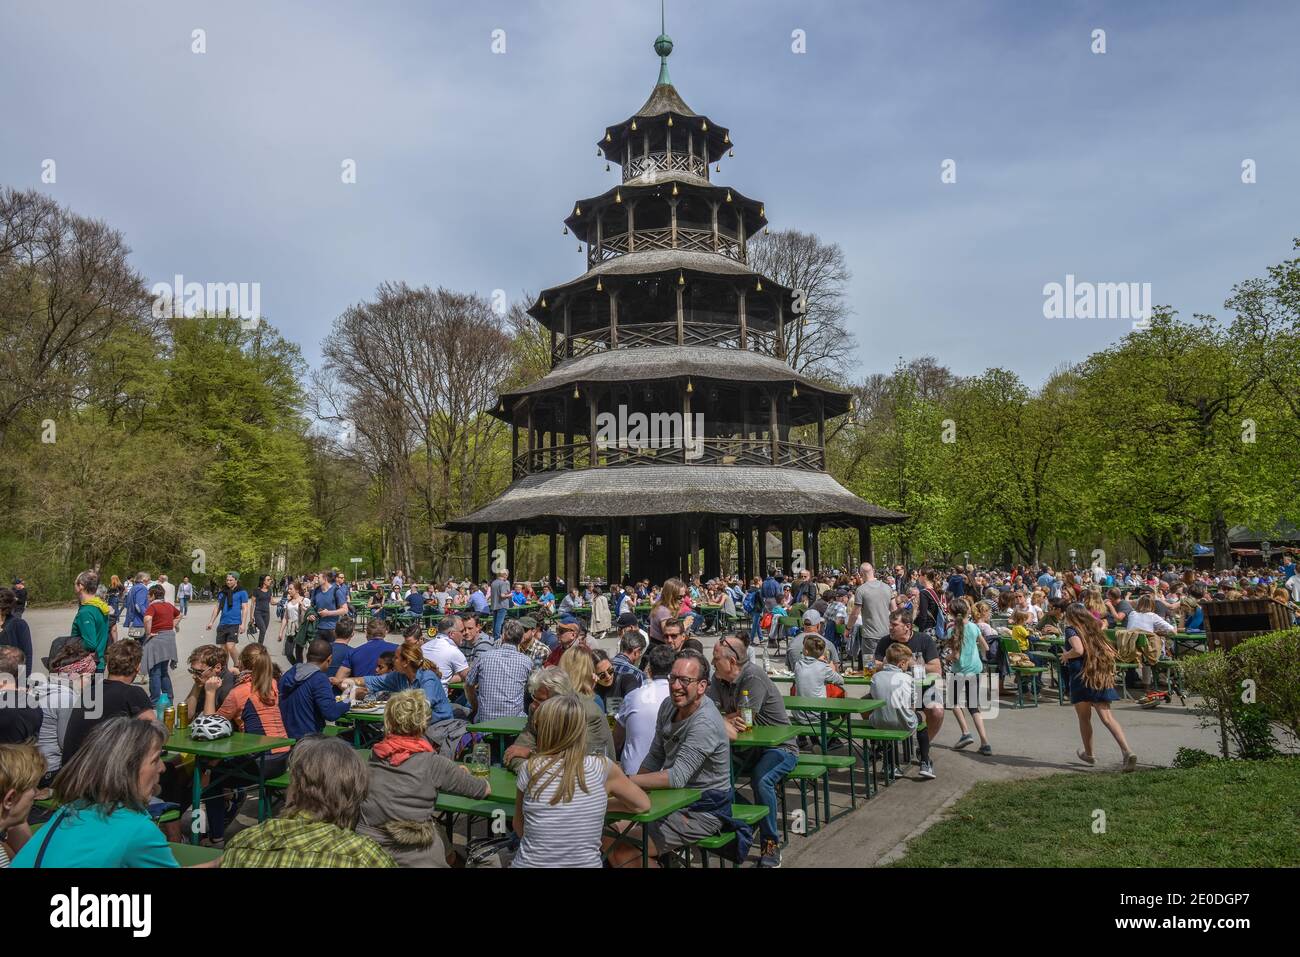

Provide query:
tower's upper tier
left=597, top=32, right=731, bottom=183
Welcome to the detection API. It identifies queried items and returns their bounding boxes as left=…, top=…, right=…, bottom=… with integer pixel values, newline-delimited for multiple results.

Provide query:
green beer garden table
left=468, top=715, right=528, bottom=762
left=781, top=697, right=884, bottom=818
left=169, top=841, right=224, bottom=866
left=345, top=706, right=386, bottom=746
left=603, top=787, right=702, bottom=868
left=164, top=728, right=294, bottom=843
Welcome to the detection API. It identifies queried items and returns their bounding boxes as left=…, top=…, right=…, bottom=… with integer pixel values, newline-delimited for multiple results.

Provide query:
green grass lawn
left=890, top=757, right=1300, bottom=867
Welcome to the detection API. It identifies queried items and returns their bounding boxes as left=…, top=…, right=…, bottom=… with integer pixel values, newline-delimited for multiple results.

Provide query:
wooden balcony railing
left=551, top=323, right=787, bottom=363
left=511, top=438, right=824, bottom=479
left=624, top=151, right=709, bottom=182
left=587, top=226, right=745, bottom=268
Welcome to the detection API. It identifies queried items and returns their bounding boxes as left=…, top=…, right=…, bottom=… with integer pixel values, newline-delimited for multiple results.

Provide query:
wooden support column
left=606, top=521, right=619, bottom=588
left=737, top=288, right=747, bottom=350
left=470, top=529, right=480, bottom=583
left=676, top=285, right=685, bottom=344
left=781, top=522, right=793, bottom=576
left=817, top=395, right=825, bottom=470
left=737, top=519, right=750, bottom=582
left=511, top=422, right=519, bottom=473
left=687, top=130, right=693, bottom=168
left=550, top=328, right=556, bottom=366
left=595, top=212, right=604, bottom=269
left=548, top=528, right=558, bottom=586
left=757, top=521, right=768, bottom=575
left=776, top=300, right=786, bottom=360
left=669, top=198, right=678, bottom=248
left=588, top=392, right=598, bottom=467
left=859, top=521, right=873, bottom=566
left=738, top=207, right=746, bottom=261
left=769, top=390, right=779, bottom=463
left=682, top=381, right=691, bottom=464
left=609, top=290, right=619, bottom=348
left=710, top=202, right=719, bottom=251
left=627, top=200, right=636, bottom=252
left=564, top=525, right=581, bottom=590
left=487, top=527, right=498, bottom=576
left=704, top=519, right=720, bottom=580
left=689, top=523, right=700, bottom=578
left=505, top=530, right=515, bottom=578
left=563, top=301, right=572, bottom=359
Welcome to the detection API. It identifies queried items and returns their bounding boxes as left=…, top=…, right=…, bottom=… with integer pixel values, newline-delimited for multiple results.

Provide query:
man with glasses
left=658, top=617, right=704, bottom=655
left=184, top=643, right=237, bottom=719
left=709, top=634, right=797, bottom=867
left=609, top=649, right=732, bottom=867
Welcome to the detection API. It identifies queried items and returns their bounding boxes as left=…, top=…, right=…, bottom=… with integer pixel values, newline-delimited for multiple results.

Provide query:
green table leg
left=818, top=714, right=832, bottom=822
left=190, top=762, right=202, bottom=844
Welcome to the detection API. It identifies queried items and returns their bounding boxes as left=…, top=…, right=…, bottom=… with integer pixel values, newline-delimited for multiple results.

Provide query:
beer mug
left=469, top=741, right=491, bottom=778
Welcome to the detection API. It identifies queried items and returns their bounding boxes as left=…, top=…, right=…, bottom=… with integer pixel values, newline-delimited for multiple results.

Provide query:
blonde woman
left=357, top=690, right=490, bottom=867
left=1060, top=604, right=1136, bottom=771
left=558, top=647, right=618, bottom=759
left=648, top=578, right=687, bottom=644
left=511, top=693, right=649, bottom=868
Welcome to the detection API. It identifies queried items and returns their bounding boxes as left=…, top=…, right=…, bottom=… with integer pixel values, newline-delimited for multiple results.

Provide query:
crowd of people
left=1, top=554, right=1296, bottom=869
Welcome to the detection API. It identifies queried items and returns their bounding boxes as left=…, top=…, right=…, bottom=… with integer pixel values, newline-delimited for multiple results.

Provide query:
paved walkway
left=21, top=604, right=1227, bottom=866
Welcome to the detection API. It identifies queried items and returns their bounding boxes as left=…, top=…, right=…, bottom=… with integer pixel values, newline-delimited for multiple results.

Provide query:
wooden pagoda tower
left=446, top=24, right=905, bottom=586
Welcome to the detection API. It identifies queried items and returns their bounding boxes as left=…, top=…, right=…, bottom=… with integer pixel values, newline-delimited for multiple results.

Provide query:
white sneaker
left=1122, top=752, right=1138, bottom=773
left=918, top=761, right=936, bottom=779
left=1076, top=749, right=1096, bottom=766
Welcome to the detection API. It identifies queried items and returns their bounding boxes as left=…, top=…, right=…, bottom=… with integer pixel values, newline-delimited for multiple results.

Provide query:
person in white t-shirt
left=614, top=643, right=674, bottom=776
left=421, top=615, right=469, bottom=696
left=513, top=693, right=649, bottom=868
left=1286, top=572, right=1300, bottom=605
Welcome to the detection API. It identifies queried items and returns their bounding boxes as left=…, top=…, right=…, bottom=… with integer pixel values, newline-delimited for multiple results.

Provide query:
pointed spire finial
left=654, top=0, right=673, bottom=86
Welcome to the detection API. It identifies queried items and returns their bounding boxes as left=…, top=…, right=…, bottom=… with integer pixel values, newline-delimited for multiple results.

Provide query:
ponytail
left=945, top=597, right=971, bottom=662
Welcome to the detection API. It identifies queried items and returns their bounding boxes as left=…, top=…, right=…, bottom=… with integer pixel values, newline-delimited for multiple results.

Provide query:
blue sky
left=2, top=0, right=1297, bottom=386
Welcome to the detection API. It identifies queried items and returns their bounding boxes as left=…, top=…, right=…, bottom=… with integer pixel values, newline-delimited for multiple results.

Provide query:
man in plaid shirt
left=612, top=612, right=649, bottom=695
left=518, top=616, right=552, bottom=667
left=467, top=618, right=537, bottom=720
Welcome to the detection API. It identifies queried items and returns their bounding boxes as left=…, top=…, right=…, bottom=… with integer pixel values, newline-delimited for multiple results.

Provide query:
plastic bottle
left=156, top=692, right=171, bottom=722
left=740, top=690, right=754, bottom=731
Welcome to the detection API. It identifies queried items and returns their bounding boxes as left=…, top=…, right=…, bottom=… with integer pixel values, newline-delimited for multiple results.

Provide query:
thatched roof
left=565, top=180, right=766, bottom=243
left=598, top=83, right=732, bottom=164
left=492, top=346, right=851, bottom=421
left=528, top=249, right=793, bottom=320
left=445, top=465, right=907, bottom=530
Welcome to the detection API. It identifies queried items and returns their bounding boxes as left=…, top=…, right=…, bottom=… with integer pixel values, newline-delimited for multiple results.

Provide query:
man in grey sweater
left=609, top=649, right=731, bottom=867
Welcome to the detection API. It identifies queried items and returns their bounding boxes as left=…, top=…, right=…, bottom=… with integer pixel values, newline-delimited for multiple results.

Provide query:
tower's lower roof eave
left=444, top=466, right=907, bottom=530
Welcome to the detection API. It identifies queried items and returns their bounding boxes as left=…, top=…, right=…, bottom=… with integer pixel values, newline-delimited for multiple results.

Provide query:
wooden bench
left=687, top=803, right=769, bottom=868
left=794, top=753, right=859, bottom=810
left=853, top=719, right=927, bottom=790
left=779, top=763, right=828, bottom=841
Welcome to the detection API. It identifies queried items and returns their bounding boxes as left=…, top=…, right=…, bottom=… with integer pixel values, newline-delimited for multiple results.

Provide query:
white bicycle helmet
left=188, top=714, right=233, bottom=740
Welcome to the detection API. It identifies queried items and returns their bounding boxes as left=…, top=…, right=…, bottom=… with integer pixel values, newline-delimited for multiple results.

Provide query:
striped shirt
left=218, top=674, right=290, bottom=752
left=467, top=644, right=534, bottom=720
left=513, top=755, right=609, bottom=868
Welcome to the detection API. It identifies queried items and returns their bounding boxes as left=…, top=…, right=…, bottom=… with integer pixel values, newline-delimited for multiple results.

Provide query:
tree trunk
left=1211, top=509, right=1230, bottom=570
